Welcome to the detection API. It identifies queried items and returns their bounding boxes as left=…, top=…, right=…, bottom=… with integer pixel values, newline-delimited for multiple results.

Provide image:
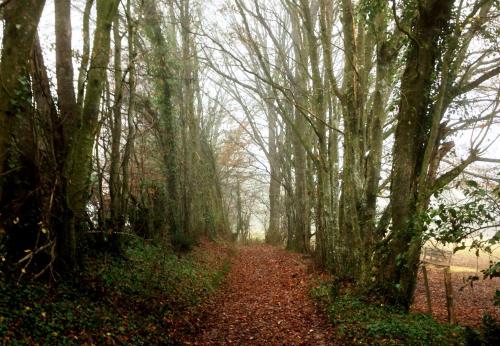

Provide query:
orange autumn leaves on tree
left=218, top=124, right=255, bottom=172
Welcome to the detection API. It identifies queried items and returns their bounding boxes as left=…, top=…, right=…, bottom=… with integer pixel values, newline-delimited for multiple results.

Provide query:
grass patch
left=311, top=281, right=465, bottom=345
left=0, top=240, right=233, bottom=345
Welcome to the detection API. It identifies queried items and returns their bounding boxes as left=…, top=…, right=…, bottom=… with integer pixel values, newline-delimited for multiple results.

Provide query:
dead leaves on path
left=179, top=245, right=334, bottom=345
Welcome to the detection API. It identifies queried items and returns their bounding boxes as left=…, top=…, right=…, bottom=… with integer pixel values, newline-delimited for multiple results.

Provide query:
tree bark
left=300, top=0, right=331, bottom=266
left=63, top=0, right=120, bottom=267
left=0, top=0, right=46, bottom=202
left=265, top=95, right=282, bottom=245
left=54, top=0, right=81, bottom=267
left=121, top=0, right=136, bottom=228
left=77, top=0, right=94, bottom=108
left=373, top=0, right=454, bottom=309
left=290, top=4, right=309, bottom=253
left=109, top=15, right=124, bottom=241
left=141, top=0, right=180, bottom=236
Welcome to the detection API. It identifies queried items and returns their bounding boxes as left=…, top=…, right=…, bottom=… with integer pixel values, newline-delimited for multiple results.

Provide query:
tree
left=0, top=0, right=46, bottom=203
left=0, top=0, right=46, bottom=267
left=59, top=0, right=120, bottom=267
left=372, top=0, right=499, bottom=308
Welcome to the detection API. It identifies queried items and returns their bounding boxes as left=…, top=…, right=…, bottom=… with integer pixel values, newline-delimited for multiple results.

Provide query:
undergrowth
left=311, top=281, right=466, bottom=345
left=0, top=239, right=232, bottom=345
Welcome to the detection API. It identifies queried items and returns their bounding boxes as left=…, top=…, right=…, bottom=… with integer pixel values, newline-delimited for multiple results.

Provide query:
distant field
left=423, top=240, right=500, bottom=271
left=455, top=248, right=499, bottom=270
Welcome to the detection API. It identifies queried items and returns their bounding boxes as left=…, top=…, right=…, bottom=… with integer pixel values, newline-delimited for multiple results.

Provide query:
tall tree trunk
left=0, top=0, right=46, bottom=202
left=266, top=102, right=282, bottom=245
left=77, top=0, right=94, bottom=108
left=142, top=0, right=180, bottom=236
left=54, top=0, right=81, bottom=267
left=180, top=0, right=202, bottom=236
left=63, top=0, right=120, bottom=267
left=0, top=0, right=46, bottom=266
left=337, top=0, right=363, bottom=279
left=373, top=0, right=454, bottom=309
left=300, top=0, right=331, bottom=266
left=109, top=15, right=124, bottom=241
left=290, top=6, right=309, bottom=253
left=358, top=0, right=395, bottom=286
left=319, top=0, right=341, bottom=262
left=121, top=0, right=136, bottom=227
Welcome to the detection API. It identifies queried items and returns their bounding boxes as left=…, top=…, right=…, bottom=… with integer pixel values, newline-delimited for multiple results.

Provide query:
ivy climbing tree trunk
left=63, top=0, right=120, bottom=268
left=0, top=0, right=46, bottom=203
left=141, top=0, right=180, bottom=237
left=372, top=0, right=454, bottom=309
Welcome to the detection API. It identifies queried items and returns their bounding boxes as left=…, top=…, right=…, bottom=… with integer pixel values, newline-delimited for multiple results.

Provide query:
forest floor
left=412, top=265, right=500, bottom=327
left=177, top=244, right=335, bottom=345
left=2, top=242, right=498, bottom=345
left=178, top=245, right=499, bottom=345
left=0, top=239, right=234, bottom=345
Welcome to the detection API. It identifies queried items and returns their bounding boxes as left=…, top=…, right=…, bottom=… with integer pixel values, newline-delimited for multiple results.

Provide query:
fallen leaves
left=178, top=245, right=335, bottom=345
left=412, top=266, right=500, bottom=327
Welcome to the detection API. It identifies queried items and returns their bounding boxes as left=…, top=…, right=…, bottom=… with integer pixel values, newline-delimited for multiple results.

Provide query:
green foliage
left=464, top=314, right=500, bottom=346
left=171, top=232, right=196, bottom=253
left=424, top=182, right=498, bottom=249
left=312, top=283, right=465, bottom=345
left=309, top=281, right=333, bottom=306
left=9, top=76, right=32, bottom=112
left=358, top=0, right=388, bottom=27
left=479, top=314, right=500, bottom=345
left=424, top=181, right=500, bottom=306
left=101, top=240, right=222, bottom=305
left=0, top=241, right=231, bottom=345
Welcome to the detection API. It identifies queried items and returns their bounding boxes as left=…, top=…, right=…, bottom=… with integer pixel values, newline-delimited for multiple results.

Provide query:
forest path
left=182, top=245, right=335, bottom=345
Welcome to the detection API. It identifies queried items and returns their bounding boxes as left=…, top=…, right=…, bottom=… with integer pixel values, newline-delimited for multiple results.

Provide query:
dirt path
left=181, top=245, right=335, bottom=345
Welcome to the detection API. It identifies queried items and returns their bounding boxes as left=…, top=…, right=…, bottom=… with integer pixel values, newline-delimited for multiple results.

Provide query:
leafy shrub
left=309, top=279, right=339, bottom=306
left=1, top=240, right=232, bottom=345
left=465, top=314, right=500, bottom=346
left=171, top=231, right=197, bottom=253
left=311, top=283, right=465, bottom=345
